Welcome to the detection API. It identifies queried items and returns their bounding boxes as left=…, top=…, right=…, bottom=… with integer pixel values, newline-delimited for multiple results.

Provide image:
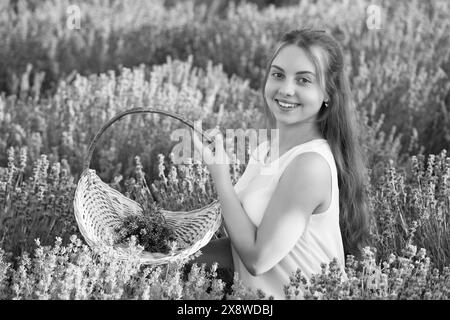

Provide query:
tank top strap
left=279, top=140, right=330, bottom=169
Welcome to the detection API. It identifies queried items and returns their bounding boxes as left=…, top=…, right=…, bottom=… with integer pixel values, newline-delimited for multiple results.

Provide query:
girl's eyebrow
left=271, top=65, right=316, bottom=77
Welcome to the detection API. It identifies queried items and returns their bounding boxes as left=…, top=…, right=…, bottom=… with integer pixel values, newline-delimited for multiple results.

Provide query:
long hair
left=261, top=28, right=371, bottom=258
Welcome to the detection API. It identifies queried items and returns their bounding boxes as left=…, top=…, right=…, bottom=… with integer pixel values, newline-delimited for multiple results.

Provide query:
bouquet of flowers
left=114, top=198, right=178, bottom=254
left=113, top=161, right=178, bottom=254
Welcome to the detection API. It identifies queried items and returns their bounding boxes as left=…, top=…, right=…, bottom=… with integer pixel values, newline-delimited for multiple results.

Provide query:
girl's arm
left=192, top=130, right=329, bottom=276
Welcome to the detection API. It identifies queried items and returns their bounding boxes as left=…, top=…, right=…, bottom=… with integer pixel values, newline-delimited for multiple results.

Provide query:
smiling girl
left=190, top=28, right=371, bottom=299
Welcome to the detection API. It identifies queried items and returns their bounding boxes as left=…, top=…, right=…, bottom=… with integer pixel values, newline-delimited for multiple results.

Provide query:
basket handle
left=83, top=107, right=215, bottom=171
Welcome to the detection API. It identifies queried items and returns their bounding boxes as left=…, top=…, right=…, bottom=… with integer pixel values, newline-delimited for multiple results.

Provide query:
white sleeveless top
left=230, top=138, right=346, bottom=299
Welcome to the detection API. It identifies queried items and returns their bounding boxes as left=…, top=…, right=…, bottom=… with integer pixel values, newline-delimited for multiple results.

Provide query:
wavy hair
left=261, top=28, right=371, bottom=258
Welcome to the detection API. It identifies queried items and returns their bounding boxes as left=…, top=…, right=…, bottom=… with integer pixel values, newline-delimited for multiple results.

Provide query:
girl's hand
left=191, top=127, right=231, bottom=181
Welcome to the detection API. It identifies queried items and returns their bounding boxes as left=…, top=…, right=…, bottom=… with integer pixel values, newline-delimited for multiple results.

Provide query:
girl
left=190, top=28, right=371, bottom=299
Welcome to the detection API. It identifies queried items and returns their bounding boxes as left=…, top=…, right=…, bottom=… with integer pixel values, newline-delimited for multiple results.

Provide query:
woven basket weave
left=73, top=108, right=222, bottom=265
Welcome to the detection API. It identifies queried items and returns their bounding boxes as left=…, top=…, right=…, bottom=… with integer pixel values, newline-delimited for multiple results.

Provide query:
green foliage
left=369, top=150, right=450, bottom=269
left=0, top=147, right=80, bottom=257
left=114, top=210, right=177, bottom=254
left=1, top=144, right=448, bottom=299
left=1, top=0, right=448, bottom=155
left=283, top=246, right=450, bottom=300
left=0, top=235, right=232, bottom=300
left=0, top=58, right=263, bottom=183
left=113, top=156, right=178, bottom=254
left=0, top=237, right=448, bottom=300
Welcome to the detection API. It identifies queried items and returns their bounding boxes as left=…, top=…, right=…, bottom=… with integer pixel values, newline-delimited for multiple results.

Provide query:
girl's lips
left=275, top=98, right=300, bottom=105
left=274, top=99, right=302, bottom=109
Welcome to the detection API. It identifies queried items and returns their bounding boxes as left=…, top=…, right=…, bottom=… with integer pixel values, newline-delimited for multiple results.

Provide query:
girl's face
left=264, top=44, right=327, bottom=127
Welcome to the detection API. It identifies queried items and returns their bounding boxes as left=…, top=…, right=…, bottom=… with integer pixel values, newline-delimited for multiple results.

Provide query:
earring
left=324, top=100, right=329, bottom=108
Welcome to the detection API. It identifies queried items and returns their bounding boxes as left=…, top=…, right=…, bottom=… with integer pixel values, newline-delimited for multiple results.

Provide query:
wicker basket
left=73, top=108, right=222, bottom=265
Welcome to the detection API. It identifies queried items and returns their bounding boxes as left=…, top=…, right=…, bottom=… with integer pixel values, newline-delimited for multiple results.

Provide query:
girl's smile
left=274, top=98, right=302, bottom=111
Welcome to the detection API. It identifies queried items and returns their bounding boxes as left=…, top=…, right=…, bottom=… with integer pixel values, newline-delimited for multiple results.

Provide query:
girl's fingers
left=191, top=129, right=202, bottom=148
left=225, top=136, right=233, bottom=145
left=214, top=131, right=223, bottom=141
left=191, top=127, right=230, bottom=165
left=191, top=129, right=214, bottom=164
left=213, top=133, right=232, bottom=164
left=205, top=127, right=220, bottom=143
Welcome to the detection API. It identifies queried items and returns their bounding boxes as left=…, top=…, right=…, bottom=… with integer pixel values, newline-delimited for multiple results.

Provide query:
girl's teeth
left=276, top=100, right=299, bottom=109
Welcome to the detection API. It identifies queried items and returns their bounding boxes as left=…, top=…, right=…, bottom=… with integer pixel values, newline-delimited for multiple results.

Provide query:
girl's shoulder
left=285, top=151, right=331, bottom=181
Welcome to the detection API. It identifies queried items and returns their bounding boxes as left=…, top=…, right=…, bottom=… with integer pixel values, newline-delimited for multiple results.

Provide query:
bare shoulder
left=280, top=152, right=331, bottom=202
left=278, top=152, right=331, bottom=210
left=282, top=152, right=331, bottom=183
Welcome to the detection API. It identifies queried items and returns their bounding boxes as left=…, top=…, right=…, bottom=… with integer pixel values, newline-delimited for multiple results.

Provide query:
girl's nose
left=278, top=80, right=295, bottom=96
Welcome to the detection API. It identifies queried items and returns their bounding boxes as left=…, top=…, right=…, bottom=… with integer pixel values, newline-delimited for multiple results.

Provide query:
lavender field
left=0, top=0, right=449, bottom=300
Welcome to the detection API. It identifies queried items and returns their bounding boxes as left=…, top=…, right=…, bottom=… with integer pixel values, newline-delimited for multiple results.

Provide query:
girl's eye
left=271, top=72, right=283, bottom=79
left=297, top=78, right=311, bottom=84
left=271, top=73, right=311, bottom=84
